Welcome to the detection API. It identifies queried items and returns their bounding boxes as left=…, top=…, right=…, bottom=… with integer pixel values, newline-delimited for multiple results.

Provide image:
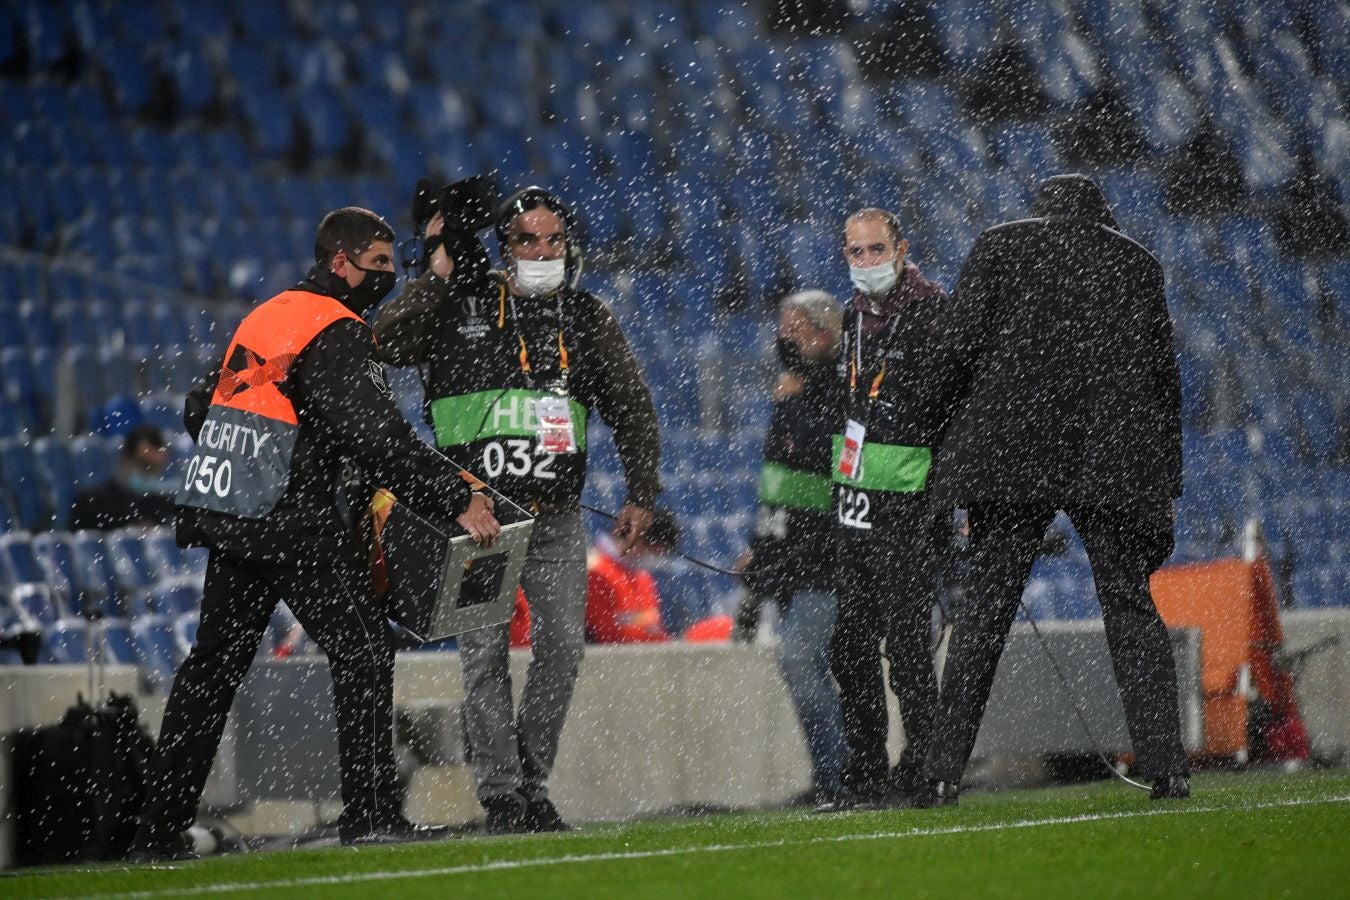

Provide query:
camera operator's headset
left=494, top=186, right=585, bottom=290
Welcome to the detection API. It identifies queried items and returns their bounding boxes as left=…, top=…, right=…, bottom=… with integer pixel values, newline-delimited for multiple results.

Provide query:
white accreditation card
left=838, top=418, right=866, bottom=481
left=535, top=395, right=578, bottom=454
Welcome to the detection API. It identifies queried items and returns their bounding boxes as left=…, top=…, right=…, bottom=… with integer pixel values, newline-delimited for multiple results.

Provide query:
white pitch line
left=48, top=793, right=1350, bottom=900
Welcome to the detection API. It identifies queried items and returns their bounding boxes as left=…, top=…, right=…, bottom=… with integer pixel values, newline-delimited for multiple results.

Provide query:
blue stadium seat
left=8, top=582, right=61, bottom=627
left=68, top=530, right=128, bottom=618
left=102, top=39, right=155, bottom=115
left=21, top=0, right=71, bottom=70
left=0, top=403, right=23, bottom=441
left=168, top=47, right=217, bottom=115
left=0, top=348, right=43, bottom=436
left=104, top=527, right=166, bottom=595
left=44, top=617, right=89, bottom=665
left=101, top=618, right=138, bottom=665
left=296, top=88, right=352, bottom=161
left=30, top=530, right=79, bottom=609
left=131, top=613, right=180, bottom=688
left=236, top=82, right=295, bottom=160
left=145, top=575, right=203, bottom=618
left=29, top=437, right=74, bottom=530
left=0, top=443, right=50, bottom=530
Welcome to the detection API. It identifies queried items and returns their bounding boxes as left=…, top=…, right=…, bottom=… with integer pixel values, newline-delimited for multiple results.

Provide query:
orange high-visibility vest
left=176, top=290, right=362, bottom=519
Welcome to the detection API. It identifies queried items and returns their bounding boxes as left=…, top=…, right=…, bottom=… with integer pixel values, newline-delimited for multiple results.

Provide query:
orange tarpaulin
left=1150, top=557, right=1308, bottom=759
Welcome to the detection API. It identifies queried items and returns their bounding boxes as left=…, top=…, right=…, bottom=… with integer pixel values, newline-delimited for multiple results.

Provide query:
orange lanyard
left=849, top=313, right=896, bottom=402
left=518, top=330, right=569, bottom=376
left=506, top=288, right=570, bottom=381
left=849, top=356, right=886, bottom=399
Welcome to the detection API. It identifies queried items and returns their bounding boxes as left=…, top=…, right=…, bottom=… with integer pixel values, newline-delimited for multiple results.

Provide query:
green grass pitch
left=7, top=770, right=1349, bottom=899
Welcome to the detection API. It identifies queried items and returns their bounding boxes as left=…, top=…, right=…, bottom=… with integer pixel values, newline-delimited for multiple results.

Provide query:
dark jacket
left=928, top=174, right=1183, bottom=516
left=744, top=362, right=841, bottom=595
left=374, top=269, right=661, bottom=513
left=70, top=480, right=175, bottom=531
left=834, top=263, right=951, bottom=541
left=177, top=268, right=472, bottom=564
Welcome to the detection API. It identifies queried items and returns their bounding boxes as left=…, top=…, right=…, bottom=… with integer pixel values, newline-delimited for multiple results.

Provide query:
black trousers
left=832, top=528, right=939, bottom=791
left=136, top=534, right=400, bottom=843
left=925, top=502, right=1189, bottom=783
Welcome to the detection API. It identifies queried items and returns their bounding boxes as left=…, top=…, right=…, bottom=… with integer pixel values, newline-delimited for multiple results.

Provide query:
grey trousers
left=457, top=510, right=588, bottom=803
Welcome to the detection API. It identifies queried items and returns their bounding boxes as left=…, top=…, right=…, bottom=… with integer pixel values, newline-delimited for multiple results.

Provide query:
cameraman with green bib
left=375, top=181, right=661, bottom=833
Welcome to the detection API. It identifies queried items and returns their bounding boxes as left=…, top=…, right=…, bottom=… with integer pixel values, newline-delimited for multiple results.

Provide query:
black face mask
left=344, top=259, right=397, bottom=312
left=776, top=337, right=821, bottom=375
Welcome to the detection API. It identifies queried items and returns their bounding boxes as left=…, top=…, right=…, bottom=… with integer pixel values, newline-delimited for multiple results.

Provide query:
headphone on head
left=495, top=186, right=585, bottom=288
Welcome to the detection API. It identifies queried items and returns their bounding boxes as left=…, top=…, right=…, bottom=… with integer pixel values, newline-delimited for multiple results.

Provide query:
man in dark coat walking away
left=921, top=174, right=1190, bottom=805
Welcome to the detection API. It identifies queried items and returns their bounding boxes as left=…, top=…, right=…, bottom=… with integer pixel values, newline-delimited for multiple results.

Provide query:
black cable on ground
left=1016, top=600, right=1152, bottom=792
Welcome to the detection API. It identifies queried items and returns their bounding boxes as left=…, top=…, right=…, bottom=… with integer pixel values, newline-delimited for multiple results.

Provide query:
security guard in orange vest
left=129, top=208, right=499, bottom=862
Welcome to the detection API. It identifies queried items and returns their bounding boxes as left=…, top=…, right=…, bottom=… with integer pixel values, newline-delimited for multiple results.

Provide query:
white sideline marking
left=61, top=793, right=1350, bottom=899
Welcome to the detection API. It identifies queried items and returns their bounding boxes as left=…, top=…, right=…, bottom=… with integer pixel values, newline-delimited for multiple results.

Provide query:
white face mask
left=513, top=258, right=566, bottom=296
left=849, top=258, right=899, bottom=296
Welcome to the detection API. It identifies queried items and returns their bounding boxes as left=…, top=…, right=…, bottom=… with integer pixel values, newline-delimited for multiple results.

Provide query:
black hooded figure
left=921, top=174, right=1190, bottom=804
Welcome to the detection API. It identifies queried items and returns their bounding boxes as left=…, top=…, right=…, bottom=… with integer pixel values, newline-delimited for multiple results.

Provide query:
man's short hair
left=314, top=207, right=395, bottom=265
left=844, top=207, right=904, bottom=245
left=779, top=289, right=843, bottom=338
left=122, top=424, right=166, bottom=458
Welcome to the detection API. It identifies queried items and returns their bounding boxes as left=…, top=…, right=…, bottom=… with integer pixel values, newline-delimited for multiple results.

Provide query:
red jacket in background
left=508, top=552, right=670, bottom=646
left=585, top=551, right=668, bottom=644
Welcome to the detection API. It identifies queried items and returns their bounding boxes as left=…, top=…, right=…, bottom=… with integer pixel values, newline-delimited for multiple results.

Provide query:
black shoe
left=524, top=797, right=573, bottom=833
left=341, top=829, right=424, bottom=847
left=915, top=780, right=959, bottom=808
left=341, top=815, right=455, bottom=846
left=127, top=831, right=199, bottom=864
left=885, top=764, right=929, bottom=808
left=814, top=788, right=886, bottom=814
left=1150, top=775, right=1190, bottom=800
left=483, top=791, right=531, bottom=834
left=788, top=786, right=843, bottom=809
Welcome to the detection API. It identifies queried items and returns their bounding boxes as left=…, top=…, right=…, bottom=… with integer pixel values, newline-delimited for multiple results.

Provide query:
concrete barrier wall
left=1281, top=609, right=1350, bottom=762
left=2, top=608, right=1347, bottom=866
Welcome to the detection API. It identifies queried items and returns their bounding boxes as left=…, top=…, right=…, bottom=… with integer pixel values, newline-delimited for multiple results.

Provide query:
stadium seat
left=145, top=575, right=203, bottom=618
left=101, top=618, right=138, bottom=665
left=0, top=444, right=51, bottom=530
left=102, top=39, right=155, bottom=115
left=44, top=617, right=89, bottom=665
left=68, top=530, right=128, bottom=618
left=131, top=613, right=180, bottom=689
left=8, top=582, right=62, bottom=627
left=104, top=527, right=166, bottom=595
left=30, top=530, right=79, bottom=610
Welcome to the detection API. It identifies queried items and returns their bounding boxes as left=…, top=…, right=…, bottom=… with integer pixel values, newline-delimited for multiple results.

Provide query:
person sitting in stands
left=70, top=424, right=175, bottom=531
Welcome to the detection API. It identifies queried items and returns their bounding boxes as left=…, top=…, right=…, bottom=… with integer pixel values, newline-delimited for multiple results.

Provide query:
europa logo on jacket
left=177, top=291, right=361, bottom=519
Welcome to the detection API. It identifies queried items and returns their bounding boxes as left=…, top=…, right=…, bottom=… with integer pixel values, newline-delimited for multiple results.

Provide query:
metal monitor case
left=383, top=500, right=534, bottom=642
